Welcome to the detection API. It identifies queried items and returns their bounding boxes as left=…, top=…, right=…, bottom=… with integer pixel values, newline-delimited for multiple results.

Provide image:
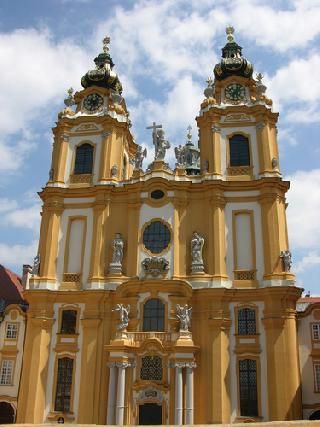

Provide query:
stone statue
left=109, top=233, right=124, bottom=274
left=146, top=122, right=170, bottom=162
left=280, top=250, right=292, bottom=272
left=134, top=145, right=147, bottom=170
left=176, top=304, right=192, bottom=332
left=32, top=254, right=40, bottom=276
left=191, top=232, right=204, bottom=273
left=113, top=303, right=130, bottom=331
left=155, top=129, right=170, bottom=161
left=174, top=145, right=186, bottom=166
left=111, top=164, right=118, bottom=177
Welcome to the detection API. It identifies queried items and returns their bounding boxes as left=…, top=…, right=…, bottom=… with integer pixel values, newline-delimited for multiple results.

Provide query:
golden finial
left=103, top=36, right=111, bottom=53
left=226, top=26, right=235, bottom=42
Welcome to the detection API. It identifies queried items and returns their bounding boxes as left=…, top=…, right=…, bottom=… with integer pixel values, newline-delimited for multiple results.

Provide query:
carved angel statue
left=113, top=303, right=130, bottom=331
left=155, top=129, right=170, bottom=161
left=176, top=304, right=192, bottom=332
left=174, top=145, right=186, bottom=166
left=134, top=145, right=147, bottom=170
left=280, top=250, right=292, bottom=272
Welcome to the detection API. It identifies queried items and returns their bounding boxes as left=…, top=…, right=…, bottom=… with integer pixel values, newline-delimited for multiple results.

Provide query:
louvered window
left=229, top=134, right=250, bottom=166
left=74, top=143, right=93, bottom=174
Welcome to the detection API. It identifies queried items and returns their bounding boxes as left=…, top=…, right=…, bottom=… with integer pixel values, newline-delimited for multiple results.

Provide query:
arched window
left=74, top=143, right=93, bottom=174
left=238, top=308, right=256, bottom=335
left=229, top=134, right=250, bottom=166
left=239, top=359, right=258, bottom=417
left=143, top=299, right=165, bottom=331
left=54, top=357, right=74, bottom=412
left=60, top=310, right=77, bottom=334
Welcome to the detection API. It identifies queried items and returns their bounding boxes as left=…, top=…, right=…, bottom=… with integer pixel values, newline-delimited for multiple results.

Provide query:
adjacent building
left=0, top=265, right=27, bottom=424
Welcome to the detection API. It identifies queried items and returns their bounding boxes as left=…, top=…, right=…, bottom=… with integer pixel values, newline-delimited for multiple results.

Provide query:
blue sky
left=0, top=0, right=319, bottom=294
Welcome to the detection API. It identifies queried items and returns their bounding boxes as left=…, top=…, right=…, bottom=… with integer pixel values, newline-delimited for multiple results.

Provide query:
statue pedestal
left=191, top=262, right=205, bottom=274
left=132, top=169, right=143, bottom=178
left=175, top=165, right=186, bottom=176
left=109, top=263, right=122, bottom=275
left=149, top=160, right=170, bottom=172
left=176, top=330, right=194, bottom=346
left=111, top=330, right=130, bottom=346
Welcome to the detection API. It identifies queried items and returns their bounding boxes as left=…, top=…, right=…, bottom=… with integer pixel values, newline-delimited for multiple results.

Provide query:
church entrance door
left=139, top=403, right=162, bottom=425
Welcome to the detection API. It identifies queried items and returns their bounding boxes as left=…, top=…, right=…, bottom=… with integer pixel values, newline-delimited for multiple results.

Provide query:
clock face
left=225, top=83, right=246, bottom=103
left=83, top=93, right=104, bottom=112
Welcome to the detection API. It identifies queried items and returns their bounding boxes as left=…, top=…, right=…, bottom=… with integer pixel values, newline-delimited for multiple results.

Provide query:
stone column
left=175, top=365, right=183, bottom=425
left=107, top=363, right=117, bottom=424
left=185, top=363, right=196, bottom=424
left=116, top=361, right=131, bottom=425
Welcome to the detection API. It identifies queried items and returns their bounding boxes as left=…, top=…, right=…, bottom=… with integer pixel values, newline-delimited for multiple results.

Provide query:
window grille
left=143, top=299, right=165, bottom=332
left=60, top=310, right=77, bottom=334
left=74, top=143, right=93, bottom=174
left=314, top=363, right=320, bottom=392
left=238, top=308, right=256, bottom=335
left=143, top=221, right=170, bottom=254
left=312, top=323, right=320, bottom=341
left=140, top=356, right=162, bottom=381
left=239, top=359, right=258, bottom=417
left=6, top=323, right=18, bottom=339
left=54, top=357, right=74, bottom=412
left=0, top=360, right=14, bottom=385
left=229, top=134, right=250, bottom=167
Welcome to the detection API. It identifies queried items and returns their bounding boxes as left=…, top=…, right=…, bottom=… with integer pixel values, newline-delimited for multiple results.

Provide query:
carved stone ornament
left=170, top=361, right=197, bottom=369
left=109, top=233, right=124, bottom=274
left=32, top=254, right=40, bottom=276
left=176, top=304, right=192, bottom=332
left=191, top=232, right=205, bottom=273
left=138, top=388, right=164, bottom=402
left=142, top=257, right=169, bottom=277
left=112, top=303, right=130, bottom=331
left=108, top=361, right=134, bottom=369
left=111, top=164, right=118, bottom=177
left=280, top=250, right=292, bottom=272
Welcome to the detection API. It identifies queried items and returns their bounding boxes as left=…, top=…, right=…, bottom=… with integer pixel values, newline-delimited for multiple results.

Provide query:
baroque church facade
left=16, top=28, right=303, bottom=424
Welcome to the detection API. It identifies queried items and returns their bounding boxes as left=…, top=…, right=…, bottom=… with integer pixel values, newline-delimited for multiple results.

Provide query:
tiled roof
left=296, top=296, right=320, bottom=312
left=0, top=264, right=24, bottom=305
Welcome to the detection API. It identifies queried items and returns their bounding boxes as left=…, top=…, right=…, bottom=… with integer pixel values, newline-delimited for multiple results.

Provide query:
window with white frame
left=312, top=323, right=320, bottom=341
left=6, top=323, right=18, bottom=339
left=314, top=362, right=320, bottom=392
left=0, top=360, right=14, bottom=385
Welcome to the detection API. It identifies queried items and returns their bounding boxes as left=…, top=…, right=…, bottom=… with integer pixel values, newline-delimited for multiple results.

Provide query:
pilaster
left=17, top=312, right=54, bottom=423
left=40, top=199, right=64, bottom=280
left=126, top=200, right=141, bottom=277
left=55, top=133, right=70, bottom=184
left=209, top=193, right=228, bottom=278
left=99, top=129, right=112, bottom=182
left=173, top=196, right=188, bottom=278
left=78, top=316, right=101, bottom=423
left=262, top=287, right=302, bottom=420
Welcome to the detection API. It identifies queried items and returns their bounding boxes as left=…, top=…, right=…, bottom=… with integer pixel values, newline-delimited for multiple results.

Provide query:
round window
left=151, top=189, right=165, bottom=200
left=143, top=220, right=171, bottom=254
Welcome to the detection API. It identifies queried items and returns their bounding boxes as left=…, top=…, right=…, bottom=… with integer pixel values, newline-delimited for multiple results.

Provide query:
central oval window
left=143, top=220, right=171, bottom=254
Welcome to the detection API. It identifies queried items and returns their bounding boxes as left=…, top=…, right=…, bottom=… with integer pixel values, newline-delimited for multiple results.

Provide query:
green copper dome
left=81, top=36, right=123, bottom=93
left=214, top=27, right=253, bottom=81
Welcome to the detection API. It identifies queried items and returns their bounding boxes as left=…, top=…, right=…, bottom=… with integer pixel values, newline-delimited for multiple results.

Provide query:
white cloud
left=295, top=251, right=320, bottom=273
left=0, top=196, right=41, bottom=231
left=0, top=28, right=89, bottom=172
left=286, top=169, right=320, bottom=250
left=285, top=103, right=320, bottom=124
left=0, top=240, right=38, bottom=268
left=0, top=198, right=18, bottom=213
